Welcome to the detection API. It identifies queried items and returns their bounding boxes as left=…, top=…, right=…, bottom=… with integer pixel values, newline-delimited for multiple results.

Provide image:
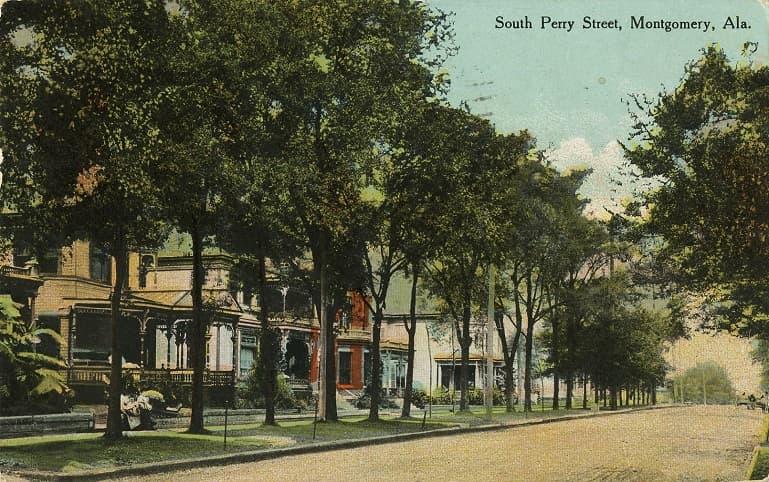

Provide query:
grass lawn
left=0, top=431, right=276, bottom=473
left=207, top=416, right=456, bottom=442
left=422, top=404, right=596, bottom=426
left=0, top=417, right=458, bottom=474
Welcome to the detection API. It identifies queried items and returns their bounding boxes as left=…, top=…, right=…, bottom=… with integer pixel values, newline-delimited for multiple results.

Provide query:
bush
left=0, top=298, right=70, bottom=415
left=354, top=385, right=399, bottom=409
left=236, top=367, right=297, bottom=409
left=430, top=386, right=454, bottom=405
left=274, top=374, right=296, bottom=409
left=410, top=388, right=429, bottom=409
left=429, top=386, right=504, bottom=406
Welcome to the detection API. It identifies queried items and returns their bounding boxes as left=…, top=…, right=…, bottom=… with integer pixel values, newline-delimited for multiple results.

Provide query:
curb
left=9, top=405, right=676, bottom=481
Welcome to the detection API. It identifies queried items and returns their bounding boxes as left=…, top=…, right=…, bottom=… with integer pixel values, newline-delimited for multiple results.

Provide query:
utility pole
left=485, top=264, right=495, bottom=419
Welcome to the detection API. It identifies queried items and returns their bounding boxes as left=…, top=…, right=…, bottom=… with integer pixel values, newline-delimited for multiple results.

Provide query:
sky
left=434, top=0, right=769, bottom=215
left=1, top=0, right=767, bottom=214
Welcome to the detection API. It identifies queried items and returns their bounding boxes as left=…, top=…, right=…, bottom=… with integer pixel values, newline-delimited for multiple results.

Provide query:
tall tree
left=625, top=45, right=769, bottom=310
left=424, top=109, right=522, bottom=411
left=546, top=199, right=608, bottom=409
left=0, top=0, right=170, bottom=439
left=501, top=158, right=589, bottom=411
left=279, top=0, right=453, bottom=421
left=204, top=0, right=307, bottom=427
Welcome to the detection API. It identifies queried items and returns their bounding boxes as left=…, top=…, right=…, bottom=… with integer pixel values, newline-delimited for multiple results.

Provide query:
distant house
left=377, top=271, right=505, bottom=397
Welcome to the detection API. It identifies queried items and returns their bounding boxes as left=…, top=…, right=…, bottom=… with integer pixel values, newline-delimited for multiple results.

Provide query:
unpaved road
left=113, top=406, right=769, bottom=481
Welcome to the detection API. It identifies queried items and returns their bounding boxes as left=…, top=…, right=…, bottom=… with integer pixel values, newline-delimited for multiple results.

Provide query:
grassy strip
left=747, top=446, right=769, bottom=480
left=0, top=431, right=276, bottom=473
left=0, top=417, right=456, bottom=473
left=207, top=416, right=455, bottom=442
left=746, top=414, right=769, bottom=479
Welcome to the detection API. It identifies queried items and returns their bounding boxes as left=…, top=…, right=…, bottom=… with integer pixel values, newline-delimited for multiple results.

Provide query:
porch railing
left=1, top=265, right=33, bottom=277
left=66, top=367, right=235, bottom=387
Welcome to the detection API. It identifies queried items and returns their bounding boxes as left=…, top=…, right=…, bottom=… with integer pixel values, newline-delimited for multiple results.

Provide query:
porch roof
left=131, top=289, right=242, bottom=315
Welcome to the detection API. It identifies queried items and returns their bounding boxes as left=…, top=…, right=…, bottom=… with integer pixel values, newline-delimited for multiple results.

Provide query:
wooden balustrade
left=1, top=265, right=32, bottom=277
left=65, top=367, right=235, bottom=387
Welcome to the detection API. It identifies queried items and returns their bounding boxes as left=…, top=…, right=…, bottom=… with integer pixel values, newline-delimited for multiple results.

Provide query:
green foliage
left=354, top=384, right=398, bottom=410
left=747, top=445, right=769, bottom=479
left=238, top=368, right=297, bottom=410
left=752, top=338, right=769, bottom=392
left=430, top=386, right=454, bottom=405
left=0, top=296, right=69, bottom=415
left=410, top=388, right=429, bottom=409
left=122, top=375, right=187, bottom=407
left=466, top=388, right=505, bottom=406
left=625, top=46, right=769, bottom=335
left=672, top=361, right=736, bottom=404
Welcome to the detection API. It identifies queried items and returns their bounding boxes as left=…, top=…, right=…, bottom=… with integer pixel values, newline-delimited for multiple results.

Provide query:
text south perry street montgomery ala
left=494, top=15, right=752, bottom=32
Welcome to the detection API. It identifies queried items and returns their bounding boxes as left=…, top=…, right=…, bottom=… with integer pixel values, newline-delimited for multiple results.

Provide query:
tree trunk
left=497, top=320, right=520, bottom=413
left=524, top=316, right=535, bottom=412
left=258, top=253, right=278, bottom=426
left=551, top=309, right=559, bottom=410
left=401, top=267, right=419, bottom=418
left=368, top=307, right=383, bottom=422
left=582, top=374, right=588, bottom=409
left=312, top=259, right=338, bottom=422
left=323, top=302, right=337, bottom=421
left=105, top=247, right=128, bottom=440
left=188, top=223, right=207, bottom=433
left=565, top=376, right=573, bottom=410
left=459, top=300, right=472, bottom=411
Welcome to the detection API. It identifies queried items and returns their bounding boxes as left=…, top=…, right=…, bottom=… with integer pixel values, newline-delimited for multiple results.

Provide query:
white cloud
left=547, top=138, right=633, bottom=219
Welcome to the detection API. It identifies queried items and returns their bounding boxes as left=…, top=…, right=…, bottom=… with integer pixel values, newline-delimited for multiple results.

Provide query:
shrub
left=0, top=296, right=70, bottom=415
left=430, top=386, right=454, bottom=405
left=354, top=385, right=399, bottom=409
left=410, top=388, right=429, bottom=409
left=237, top=367, right=297, bottom=409
left=273, top=374, right=296, bottom=409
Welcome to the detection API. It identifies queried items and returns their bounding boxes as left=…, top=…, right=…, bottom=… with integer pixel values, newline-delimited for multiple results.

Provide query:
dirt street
left=125, top=405, right=764, bottom=481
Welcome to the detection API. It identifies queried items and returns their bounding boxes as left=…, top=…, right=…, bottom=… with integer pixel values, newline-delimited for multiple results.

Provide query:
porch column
left=204, top=325, right=212, bottom=369
left=280, top=329, right=289, bottom=372
left=174, top=321, right=186, bottom=369
left=231, top=319, right=239, bottom=378
left=165, top=322, right=173, bottom=369
left=214, top=323, right=222, bottom=371
left=67, top=308, right=76, bottom=385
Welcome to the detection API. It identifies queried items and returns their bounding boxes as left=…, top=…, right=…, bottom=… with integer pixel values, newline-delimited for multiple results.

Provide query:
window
left=240, top=347, right=255, bottom=377
left=440, top=363, right=475, bottom=389
left=138, top=254, right=155, bottom=288
left=89, top=247, right=111, bottom=283
left=338, top=350, right=352, bottom=385
left=38, top=250, right=60, bottom=274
